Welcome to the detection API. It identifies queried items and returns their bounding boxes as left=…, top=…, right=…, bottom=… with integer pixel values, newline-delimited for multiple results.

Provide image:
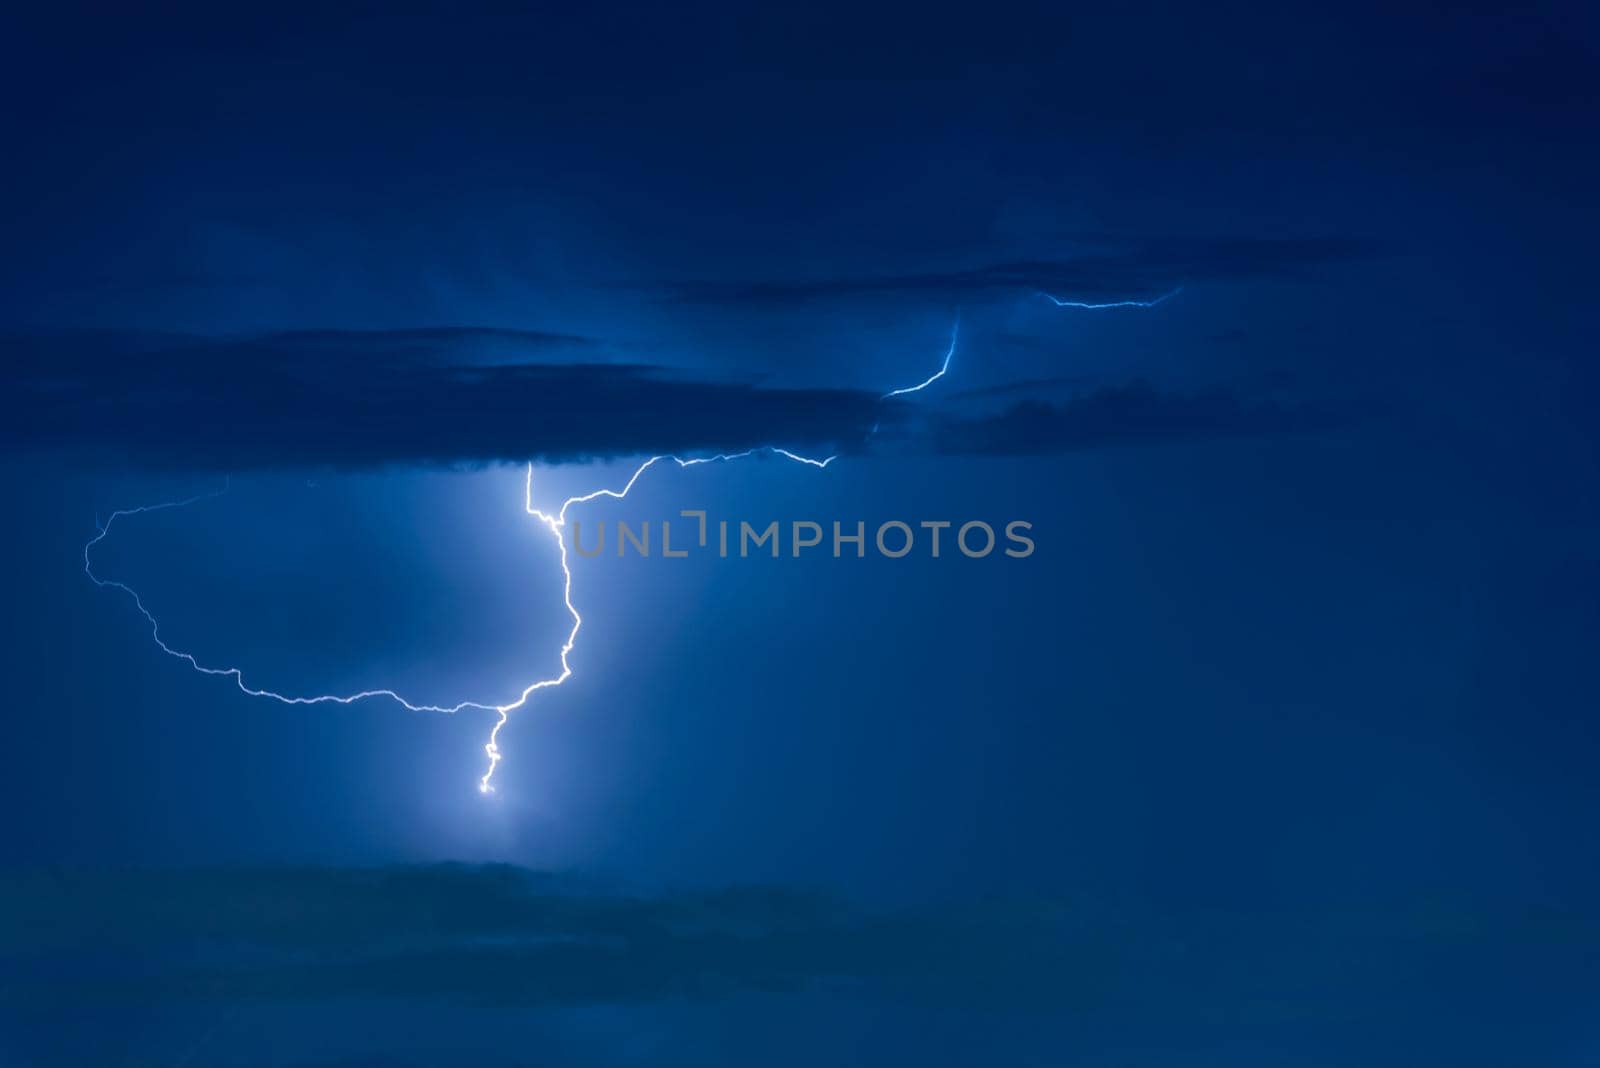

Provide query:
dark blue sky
left=3, top=3, right=1598, bottom=1065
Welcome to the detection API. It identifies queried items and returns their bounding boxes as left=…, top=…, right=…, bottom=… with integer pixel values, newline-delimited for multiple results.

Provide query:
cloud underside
left=3, top=329, right=1337, bottom=471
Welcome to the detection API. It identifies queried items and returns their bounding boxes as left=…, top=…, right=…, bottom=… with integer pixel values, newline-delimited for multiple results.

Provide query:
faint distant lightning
left=1038, top=285, right=1183, bottom=309
left=882, top=317, right=959, bottom=399
left=86, top=291, right=1170, bottom=793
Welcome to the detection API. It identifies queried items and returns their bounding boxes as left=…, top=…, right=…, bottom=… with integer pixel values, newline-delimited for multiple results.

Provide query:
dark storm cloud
left=933, top=380, right=1348, bottom=455
left=2, top=330, right=1340, bottom=470
left=0, top=330, right=881, bottom=471
left=4, top=865, right=1596, bottom=1024
left=0, top=866, right=1057, bottom=1008
left=654, top=237, right=1382, bottom=304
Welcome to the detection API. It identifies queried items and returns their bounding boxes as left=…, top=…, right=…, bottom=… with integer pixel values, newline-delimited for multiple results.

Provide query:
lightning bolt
left=83, top=377, right=899, bottom=790
left=82, top=449, right=841, bottom=793
left=85, top=291, right=1170, bottom=793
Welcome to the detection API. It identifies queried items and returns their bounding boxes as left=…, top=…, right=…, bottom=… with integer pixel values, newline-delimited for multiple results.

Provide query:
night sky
left=3, top=3, right=1599, bottom=1065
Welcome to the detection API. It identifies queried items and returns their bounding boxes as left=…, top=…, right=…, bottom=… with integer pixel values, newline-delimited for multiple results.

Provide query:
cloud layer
left=4, top=864, right=1594, bottom=1029
left=3, top=327, right=1344, bottom=471
left=1, top=330, right=881, bottom=470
